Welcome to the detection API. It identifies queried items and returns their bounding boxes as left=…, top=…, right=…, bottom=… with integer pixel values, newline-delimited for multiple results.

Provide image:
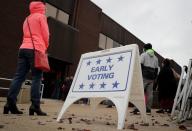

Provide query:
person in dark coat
left=156, top=59, right=178, bottom=113
left=61, top=76, right=73, bottom=101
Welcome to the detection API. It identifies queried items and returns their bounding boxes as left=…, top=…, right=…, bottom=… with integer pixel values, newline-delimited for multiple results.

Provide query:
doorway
left=42, top=57, right=71, bottom=99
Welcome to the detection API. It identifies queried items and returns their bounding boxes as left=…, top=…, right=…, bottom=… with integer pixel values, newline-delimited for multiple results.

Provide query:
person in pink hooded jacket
left=4, top=1, right=49, bottom=116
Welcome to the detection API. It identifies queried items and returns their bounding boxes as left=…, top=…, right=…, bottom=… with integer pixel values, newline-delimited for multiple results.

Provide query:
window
left=46, top=3, right=69, bottom=25
left=46, top=3, right=57, bottom=18
left=57, top=10, right=69, bottom=24
left=106, top=37, right=113, bottom=49
left=113, top=41, right=120, bottom=48
left=99, top=33, right=121, bottom=49
left=99, top=33, right=106, bottom=49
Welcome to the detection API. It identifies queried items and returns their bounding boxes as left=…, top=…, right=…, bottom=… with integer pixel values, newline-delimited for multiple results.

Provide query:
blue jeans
left=143, top=78, right=154, bottom=111
left=7, top=49, right=43, bottom=106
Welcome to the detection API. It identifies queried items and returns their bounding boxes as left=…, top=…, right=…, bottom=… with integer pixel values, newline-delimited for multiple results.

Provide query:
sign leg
left=57, top=97, right=79, bottom=121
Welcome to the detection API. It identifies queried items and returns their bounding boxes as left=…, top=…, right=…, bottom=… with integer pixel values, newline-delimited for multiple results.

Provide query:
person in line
left=61, top=76, right=73, bottom=101
left=51, top=72, right=62, bottom=99
left=3, top=1, right=49, bottom=116
left=181, top=65, right=188, bottom=88
left=131, top=43, right=159, bottom=114
left=156, top=59, right=179, bottom=113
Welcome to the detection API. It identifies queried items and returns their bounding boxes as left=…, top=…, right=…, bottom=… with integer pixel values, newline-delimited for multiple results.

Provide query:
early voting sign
left=72, top=51, right=132, bottom=92
left=57, top=44, right=148, bottom=129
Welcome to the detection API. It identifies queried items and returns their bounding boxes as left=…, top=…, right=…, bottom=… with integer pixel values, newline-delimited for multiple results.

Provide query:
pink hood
left=20, top=1, right=49, bottom=53
left=30, top=2, right=45, bottom=14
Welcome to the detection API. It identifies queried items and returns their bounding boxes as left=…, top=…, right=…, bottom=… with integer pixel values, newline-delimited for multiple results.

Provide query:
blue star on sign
left=89, top=83, right=95, bottom=89
left=96, top=59, right=101, bottom=64
left=79, top=83, right=84, bottom=89
left=87, top=61, right=91, bottom=66
left=100, top=82, right=106, bottom=88
left=106, top=57, right=112, bottom=63
left=118, top=56, right=124, bottom=61
left=112, top=81, right=120, bottom=88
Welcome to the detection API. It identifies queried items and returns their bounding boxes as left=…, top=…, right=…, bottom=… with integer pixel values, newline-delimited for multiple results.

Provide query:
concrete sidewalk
left=0, top=97, right=191, bottom=131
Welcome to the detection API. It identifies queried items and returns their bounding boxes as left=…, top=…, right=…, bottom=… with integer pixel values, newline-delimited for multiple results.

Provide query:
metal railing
left=0, top=77, right=44, bottom=100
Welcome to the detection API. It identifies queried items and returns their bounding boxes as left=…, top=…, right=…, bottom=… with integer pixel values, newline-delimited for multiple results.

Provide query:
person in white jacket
left=131, top=43, right=159, bottom=114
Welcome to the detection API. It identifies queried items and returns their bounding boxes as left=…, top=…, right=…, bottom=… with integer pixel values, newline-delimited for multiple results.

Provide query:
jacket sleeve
left=39, top=16, right=50, bottom=49
left=140, top=53, right=145, bottom=64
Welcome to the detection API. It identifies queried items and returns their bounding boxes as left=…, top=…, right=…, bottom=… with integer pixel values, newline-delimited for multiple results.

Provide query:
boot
left=130, top=108, right=140, bottom=114
left=3, top=103, right=23, bottom=114
left=156, top=109, right=164, bottom=113
left=29, top=104, right=47, bottom=116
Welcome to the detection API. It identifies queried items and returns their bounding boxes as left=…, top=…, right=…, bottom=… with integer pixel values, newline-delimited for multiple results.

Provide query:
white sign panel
left=72, top=51, right=132, bottom=92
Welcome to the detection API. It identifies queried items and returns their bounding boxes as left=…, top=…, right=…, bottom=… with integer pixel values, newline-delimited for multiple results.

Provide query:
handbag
left=27, top=18, right=50, bottom=72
